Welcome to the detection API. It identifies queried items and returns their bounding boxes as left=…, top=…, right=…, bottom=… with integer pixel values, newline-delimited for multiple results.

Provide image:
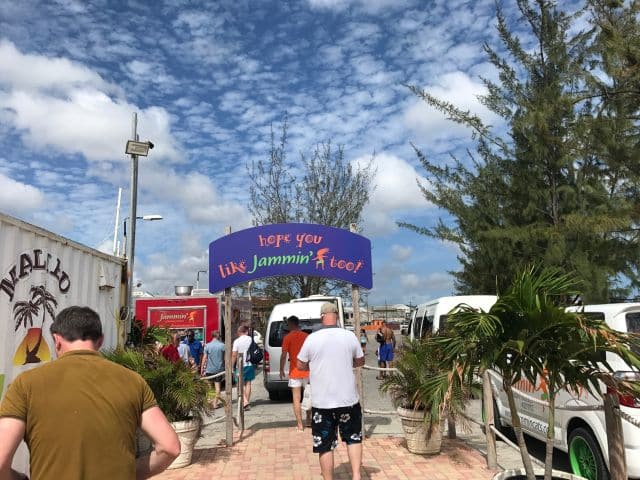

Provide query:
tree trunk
left=504, top=381, right=536, bottom=480
left=24, top=328, right=43, bottom=364
left=544, top=393, right=556, bottom=480
left=447, top=413, right=457, bottom=439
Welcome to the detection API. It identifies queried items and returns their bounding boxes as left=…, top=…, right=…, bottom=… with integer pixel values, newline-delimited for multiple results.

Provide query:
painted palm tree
left=25, top=285, right=58, bottom=364
left=13, top=300, right=40, bottom=331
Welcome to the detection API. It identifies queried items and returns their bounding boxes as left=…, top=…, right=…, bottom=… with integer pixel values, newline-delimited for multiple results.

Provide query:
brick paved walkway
left=155, top=427, right=497, bottom=480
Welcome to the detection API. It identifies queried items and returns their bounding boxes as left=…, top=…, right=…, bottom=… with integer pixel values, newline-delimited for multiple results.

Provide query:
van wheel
left=492, top=400, right=511, bottom=437
left=268, top=390, right=280, bottom=401
left=568, top=427, right=609, bottom=480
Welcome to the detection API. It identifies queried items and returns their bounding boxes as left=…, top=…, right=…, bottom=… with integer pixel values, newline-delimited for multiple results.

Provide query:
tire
left=268, top=390, right=280, bottom=401
left=568, top=427, right=609, bottom=480
left=492, top=399, right=512, bottom=437
left=481, top=397, right=511, bottom=437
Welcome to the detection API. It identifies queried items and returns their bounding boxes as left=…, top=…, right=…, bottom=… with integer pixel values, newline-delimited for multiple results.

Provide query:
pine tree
left=401, top=0, right=640, bottom=301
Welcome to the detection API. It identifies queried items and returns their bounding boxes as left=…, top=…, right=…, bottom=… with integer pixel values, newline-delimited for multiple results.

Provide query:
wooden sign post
left=350, top=223, right=365, bottom=435
left=224, top=226, right=233, bottom=447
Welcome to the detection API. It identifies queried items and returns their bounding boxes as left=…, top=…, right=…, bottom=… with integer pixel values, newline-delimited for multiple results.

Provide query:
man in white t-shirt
left=297, top=303, right=365, bottom=480
left=231, top=325, right=255, bottom=410
left=176, top=333, right=191, bottom=365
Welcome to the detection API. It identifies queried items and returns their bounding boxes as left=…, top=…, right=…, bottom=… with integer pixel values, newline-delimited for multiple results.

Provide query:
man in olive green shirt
left=0, top=306, right=180, bottom=480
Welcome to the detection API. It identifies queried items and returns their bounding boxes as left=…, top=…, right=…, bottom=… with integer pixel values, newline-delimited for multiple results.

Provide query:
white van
left=289, top=294, right=345, bottom=325
left=263, top=298, right=344, bottom=400
left=409, top=295, right=498, bottom=341
left=491, top=303, right=640, bottom=480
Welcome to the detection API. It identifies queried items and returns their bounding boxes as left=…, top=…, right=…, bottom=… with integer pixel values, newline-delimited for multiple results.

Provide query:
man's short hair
left=238, top=324, right=249, bottom=334
left=50, top=306, right=103, bottom=342
left=211, top=330, right=220, bottom=339
left=187, top=329, right=195, bottom=336
left=320, top=302, right=338, bottom=315
left=287, top=315, right=300, bottom=326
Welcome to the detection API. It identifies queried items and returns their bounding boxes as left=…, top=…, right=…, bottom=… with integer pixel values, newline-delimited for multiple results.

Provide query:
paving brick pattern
left=155, top=428, right=497, bottom=480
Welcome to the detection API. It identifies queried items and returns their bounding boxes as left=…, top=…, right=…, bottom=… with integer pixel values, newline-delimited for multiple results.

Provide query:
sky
left=0, top=0, right=531, bottom=306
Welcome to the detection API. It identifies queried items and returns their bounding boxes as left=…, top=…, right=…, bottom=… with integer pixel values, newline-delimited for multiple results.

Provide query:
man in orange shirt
left=280, top=315, right=309, bottom=431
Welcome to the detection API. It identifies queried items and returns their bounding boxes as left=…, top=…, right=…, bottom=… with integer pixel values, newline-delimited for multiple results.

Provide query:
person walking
left=379, top=323, right=395, bottom=375
left=0, top=306, right=180, bottom=480
left=297, top=303, right=365, bottom=480
left=231, top=325, right=255, bottom=410
left=375, top=324, right=385, bottom=379
left=279, top=315, right=309, bottom=431
left=161, top=333, right=181, bottom=363
left=177, top=333, right=191, bottom=365
left=183, top=329, right=204, bottom=371
left=201, top=330, right=225, bottom=408
left=359, top=328, right=368, bottom=355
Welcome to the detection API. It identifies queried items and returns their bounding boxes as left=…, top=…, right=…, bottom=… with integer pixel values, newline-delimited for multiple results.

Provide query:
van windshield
left=626, top=312, right=640, bottom=334
left=268, top=318, right=323, bottom=347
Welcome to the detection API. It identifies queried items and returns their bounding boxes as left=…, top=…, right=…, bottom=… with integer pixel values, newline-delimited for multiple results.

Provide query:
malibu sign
left=209, top=223, right=372, bottom=292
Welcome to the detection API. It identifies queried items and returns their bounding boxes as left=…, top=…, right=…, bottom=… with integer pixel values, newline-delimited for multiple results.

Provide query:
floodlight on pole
left=125, top=140, right=154, bottom=156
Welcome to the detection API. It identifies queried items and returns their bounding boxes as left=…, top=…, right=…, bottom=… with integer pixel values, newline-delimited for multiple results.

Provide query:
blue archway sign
left=209, top=223, right=372, bottom=293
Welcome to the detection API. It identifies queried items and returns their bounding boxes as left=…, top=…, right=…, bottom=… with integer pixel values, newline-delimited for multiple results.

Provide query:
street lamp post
left=124, top=112, right=154, bottom=340
left=196, top=270, right=207, bottom=290
left=122, top=215, right=163, bottom=255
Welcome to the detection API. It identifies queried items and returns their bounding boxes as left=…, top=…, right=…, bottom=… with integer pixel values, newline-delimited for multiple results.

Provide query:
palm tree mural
left=13, top=300, right=40, bottom=332
left=25, top=285, right=58, bottom=363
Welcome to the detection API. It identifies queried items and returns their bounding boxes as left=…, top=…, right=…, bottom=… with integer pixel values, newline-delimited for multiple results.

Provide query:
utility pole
left=125, top=113, right=139, bottom=341
left=112, top=187, right=122, bottom=255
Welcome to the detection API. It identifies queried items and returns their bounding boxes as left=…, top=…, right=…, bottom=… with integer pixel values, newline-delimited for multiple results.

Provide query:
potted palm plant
left=104, top=347, right=214, bottom=469
left=379, top=337, right=476, bottom=454
left=440, top=266, right=640, bottom=480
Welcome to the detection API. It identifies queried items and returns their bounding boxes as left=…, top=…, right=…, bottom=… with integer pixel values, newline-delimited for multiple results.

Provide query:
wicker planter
left=493, top=469, right=587, bottom=480
left=167, top=419, right=201, bottom=469
left=397, top=406, right=442, bottom=455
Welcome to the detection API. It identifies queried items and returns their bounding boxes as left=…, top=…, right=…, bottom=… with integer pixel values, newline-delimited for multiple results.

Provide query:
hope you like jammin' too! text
left=216, top=232, right=366, bottom=280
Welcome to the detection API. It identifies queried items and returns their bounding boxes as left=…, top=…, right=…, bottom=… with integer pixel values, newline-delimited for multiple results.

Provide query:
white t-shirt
left=297, top=327, right=364, bottom=409
left=232, top=334, right=253, bottom=367
left=177, top=343, right=190, bottom=364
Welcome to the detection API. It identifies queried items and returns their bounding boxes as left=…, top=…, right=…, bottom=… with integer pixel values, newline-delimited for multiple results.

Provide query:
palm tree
left=13, top=300, right=40, bottom=331
left=440, top=266, right=640, bottom=480
left=25, top=285, right=58, bottom=363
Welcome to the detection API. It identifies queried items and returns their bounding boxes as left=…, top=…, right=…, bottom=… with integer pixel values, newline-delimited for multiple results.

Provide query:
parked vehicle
left=491, top=303, right=640, bottom=480
left=400, top=320, right=409, bottom=335
left=289, top=294, right=345, bottom=324
left=409, top=295, right=497, bottom=341
left=264, top=297, right=344, bottom=400
left=0, top=212, right=125, bottom=474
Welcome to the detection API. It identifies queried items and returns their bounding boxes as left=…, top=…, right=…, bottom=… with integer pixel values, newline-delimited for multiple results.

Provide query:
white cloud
left=142, top=168, right=251, bottom=228
left=400, top=272, right=420, bottom=288
left=0, top=172, right=44, bottom=213
left=0, top=39, right=112, bottom=94
left=354, top=152, right=431, bottom=236
left=403, top=71, right=500, bottom=145
left=0, top=40, right=182, bottom=163
left=307, top=0, right=410, bottom=13
left=369, top=259, right=454, bottom=306
left=391, top=244, right=413, bottom=262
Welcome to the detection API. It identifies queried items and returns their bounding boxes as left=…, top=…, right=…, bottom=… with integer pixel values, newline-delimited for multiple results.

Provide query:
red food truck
left=135, top=294, right=251, bottom=343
